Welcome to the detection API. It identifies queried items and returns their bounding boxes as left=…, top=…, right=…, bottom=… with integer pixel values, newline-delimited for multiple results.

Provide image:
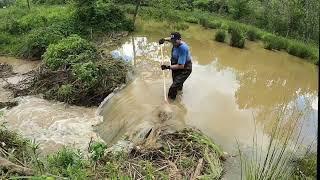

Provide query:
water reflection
left=98, top=31, right=318, bottom=153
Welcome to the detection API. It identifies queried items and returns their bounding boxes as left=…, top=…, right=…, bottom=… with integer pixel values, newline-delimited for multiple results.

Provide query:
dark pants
left=168, top=69, right=192, bottom=100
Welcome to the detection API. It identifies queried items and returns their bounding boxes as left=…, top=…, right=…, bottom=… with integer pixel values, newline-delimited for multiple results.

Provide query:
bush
left=262, top=34, right=288, bottom=50
left=43, top=35, right=97, bottom=70
left=287, top=41, right=316, bottom=59
left=57, top=84, right=74, bottom=102
left=185, top=16, right=198, bottom=24
left=229, top=25, right=245, bottom=48
left=5, top=18, right=31, bottom=35
left=207, top=20, right=222, bottom=29
left=220, top=23, right=229, bottom=30
left=19, top=26, right=65, bottom=59
left=199, top=17, right=209, bottom=28
left=0, top=32, right=11, bottom=45
left=214, top=29, right=226, bottom=42
left=74, top=1, right=134, bottom=34
left=246, top=27, right=260, bottom=41
left=72, top=61, right=98, bottom=85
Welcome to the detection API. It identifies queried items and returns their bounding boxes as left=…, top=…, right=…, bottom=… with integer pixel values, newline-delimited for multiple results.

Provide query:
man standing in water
left=159, top=32, right=192, bottom=100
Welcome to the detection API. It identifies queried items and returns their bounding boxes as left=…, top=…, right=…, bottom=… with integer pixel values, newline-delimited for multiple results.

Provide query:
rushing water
left=0, top=57, right=103, bottom=154
left=97, top=24, right=318, bottom=156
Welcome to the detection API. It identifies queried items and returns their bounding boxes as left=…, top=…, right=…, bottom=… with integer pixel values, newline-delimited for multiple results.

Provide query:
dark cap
left=170, top=32, right=181, bottom=41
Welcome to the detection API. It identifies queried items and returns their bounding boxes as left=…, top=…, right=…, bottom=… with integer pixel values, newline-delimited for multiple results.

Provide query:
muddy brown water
left=0, top=57, right=103, bottom=154
left=97, top=24, right=318, bottom=156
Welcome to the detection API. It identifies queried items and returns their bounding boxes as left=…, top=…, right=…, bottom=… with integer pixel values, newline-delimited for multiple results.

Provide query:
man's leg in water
left=168, top=70, right=191, bottom=100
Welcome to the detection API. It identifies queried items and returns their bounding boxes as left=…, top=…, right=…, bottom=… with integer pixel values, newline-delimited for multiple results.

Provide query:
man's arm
left=159, top=37, right=171, bottom=44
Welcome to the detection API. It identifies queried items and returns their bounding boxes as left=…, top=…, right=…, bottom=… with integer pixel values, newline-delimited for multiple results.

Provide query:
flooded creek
left=97, top=24, right=318, bottom=155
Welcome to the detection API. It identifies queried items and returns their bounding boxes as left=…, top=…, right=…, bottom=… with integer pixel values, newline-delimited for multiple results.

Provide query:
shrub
left=185, top=16, right=198, bottom=24
left=207, top=20, right=222, bottom=29
left=246, top=27, right=260, bottom=41
left=72, top=61, right=98, bottom=85
left=0, top=32, right=11, bottom=45
left=229, top=26, right=245, bottom=48
left=43, top=35, right=97, bottom=70
left=262, top=34, right=288, bottom=50
left=199, top=17, right=209, bottom=28
left=74, top=1, right=134, bottom=33
left=287, top=41, right=316, bottom=59
left=214, top=29, right=226, bottom=42
left=19, top=26, right=65, bottom=59
left=57, top=84, right=74, bottom=100
left=5, top=18, right=31, bottom=35
left=220, top=23, right=229, bottom=30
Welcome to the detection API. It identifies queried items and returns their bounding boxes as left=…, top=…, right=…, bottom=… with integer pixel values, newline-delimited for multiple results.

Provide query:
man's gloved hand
left=159, top=38, right=165, bottom=45
left=161, top=65, right=170, bottom=70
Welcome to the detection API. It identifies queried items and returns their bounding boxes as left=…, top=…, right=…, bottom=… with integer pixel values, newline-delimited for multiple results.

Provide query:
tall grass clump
left=292, top=151, right=317, bottom=179
left=207, top=20, right=222, bottom=29
left=199, top=17, right=209, bottom=28
left=185, top=16, right=198, bottom=24
left=287, top=41, right=317, bottom=60
left=215, top=29, right=226, bottom=42
left=246, top=27, right=261, bottom=41
left=237, top=104, right=308, bottom=180
left=229, top=25, right=245, bottom=48
left=262, top=34, right=288, bottom=50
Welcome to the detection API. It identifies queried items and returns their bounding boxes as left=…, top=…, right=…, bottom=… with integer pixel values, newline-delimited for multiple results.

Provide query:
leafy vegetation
left=229, top=25, right=245, bottom=48
left=214, top=29, right=226, bottom=42
left=0, top=0, right=133, bottom=58
left=43, top=35, right=97, bottom=70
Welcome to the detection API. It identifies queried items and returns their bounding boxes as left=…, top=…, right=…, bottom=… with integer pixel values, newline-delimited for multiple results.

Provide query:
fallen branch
left=190, top=158, right=203, bottom=180
left=0, top=157, right=33, bottom=176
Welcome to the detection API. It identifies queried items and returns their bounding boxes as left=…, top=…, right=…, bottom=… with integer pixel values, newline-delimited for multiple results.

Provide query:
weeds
left=215, top=29, right=226, bottom=42
left=287, top=41, right=317, bottom=60
left=237, top=103, right=312, bottom=180
left=262, top=34, right=288, bottom=51
left=229, top=25, right=245, bottom=48
left=246, top=27, right=261, bottom=41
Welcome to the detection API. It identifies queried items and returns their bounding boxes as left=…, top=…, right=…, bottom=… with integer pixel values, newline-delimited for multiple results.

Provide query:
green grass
left=237, top=105, right=316, bottom=180
left=214, top=29, right=226, bottom=42
left=229, top=25, right=245, bottom=48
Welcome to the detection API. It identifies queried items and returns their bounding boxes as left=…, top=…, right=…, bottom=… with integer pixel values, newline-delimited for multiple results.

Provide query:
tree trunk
left=133, top=0, right=142, bottom=24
